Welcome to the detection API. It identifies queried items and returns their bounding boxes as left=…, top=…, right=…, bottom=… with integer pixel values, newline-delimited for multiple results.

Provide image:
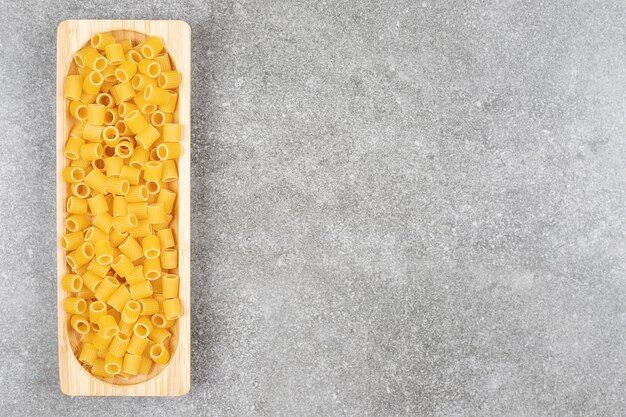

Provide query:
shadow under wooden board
left=56, top=20, right=190, bottom=396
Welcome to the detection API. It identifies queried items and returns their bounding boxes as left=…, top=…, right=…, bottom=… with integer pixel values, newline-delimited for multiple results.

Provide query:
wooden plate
left=56, top=20, right=190, bottom=396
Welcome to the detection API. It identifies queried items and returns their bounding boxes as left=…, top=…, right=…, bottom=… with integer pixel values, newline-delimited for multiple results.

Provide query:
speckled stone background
left=0, top=0, right=625, bottom=416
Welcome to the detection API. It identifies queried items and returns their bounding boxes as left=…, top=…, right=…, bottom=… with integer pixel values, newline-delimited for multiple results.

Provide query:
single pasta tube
left=149, top=344, right=170, bottom=365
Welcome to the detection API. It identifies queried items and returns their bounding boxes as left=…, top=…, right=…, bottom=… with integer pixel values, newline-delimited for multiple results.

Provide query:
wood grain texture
left=56, top=20, right=190, bottom=396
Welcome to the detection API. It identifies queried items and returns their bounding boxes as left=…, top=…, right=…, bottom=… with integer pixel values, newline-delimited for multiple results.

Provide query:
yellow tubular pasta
left=151, top=313, right=175, bottom=329
left=107, top=284, right=132, bottom=312
left=122, top=353, right=142, bottom=375
left=71, top=159, right=91, bottom=169
left=126, top=48, right=143, bottom=64
left=60, top=231, right=83, bottom=251
left=161, top=160, right=178, bottom=182
left=162, top=123, right=181, bottom=142
left=80, top=90, right=99, bottom=103
left=94, top=240, right=114, bottom=265
left=92, top=331, right=113, bottom=350
left=142, top=235, right=161, bottom=259
left=121, top=300, right=142, bottom=324
left=159, top=91, right=178, bottom=113
left=83, top=70, right=104, bottom=94
left=157, top=70, right=182, bottom=89
left=126, top=185, right=148, bottom=203
left=87, top=104, right=105, bottom=125
left=148, top=327, right=171, bottom=345
left=99, top=79, right=116, bottom=93
left=102, top=126, right=120, bottom=146
left=120, top=165, right=141, bottom=185
left=88, top=262, right=110, bottom=280
left=97, top=92, right=115, bottom=108
left=87, top=194, right=108, bottom=215
left=138, top=59, right=161, bottom=78
left=111, top=254, right=134, bottom=277
left=62, top=166, right=85, bottom=183
left=69, top=101, right=88, bottom=120
left=74, top=241, right=95, bottom=265
left=156, top=142, right=182, bottom=160
left=130, top=280, right=153, bottom=300
left=125, top=266, right=145, bottom=286
left=92, top=158, right=106, bottom=171
left=106, top=177, right=130, bottom=196
left=89, top=300, right=107, bottom=323
left=143, top=84, right=169, bottom=105
left=146, top=181, right=161, bottom=195
left=104, top=352, right=123, bottom=375
left=138, top=356, right=153, bottom=375
left=113, top=214, right=138, bottom=234
left=124, top=109, right=148, bottom=134
left=127, top=334, right=149, bottom=355
left=74, top=46, right=98, bottom=67
left=98, top=314, right=119, bottom=338
left=127, top=202, right=148, bottom=220
left=84, top=226, right=109, bottom=245
left=69, top=120, right=86, bottom=138
left=129, top=219, right=152, bottom=238
left=156, top=228, right=175, bottom=249
left=157, top=189, right=176, bottom=214
left=136, top=125, right=160, bottom=149
left=151, top=277, right=163, bottom=294
left=110, top=81, right=135, bottom=103
left=114, top=120, right=129, bottom=136
left=149, top=344, right=170, bottom=365
left=139, top=298, right=159, bottom=316
left=140, top=36, right=164, bottom=59
left=104, top=156, right=123, bottom=177
left=84, top=169, right=108, bottom=194
left=141, top=161, right=161, bottom=182
left=83, top=50, right=108, bottom=72
left=79, top=343, right=98, bottom=366
left=115, top=140, right=134, bottom=158
left=63, top=297, right=87, bottom=315
left=131, top=73, right=157, bottom=90
left=112, top=196, right=127, bottom=217
left=146, top=203, right=166, bottom=225
left=162, top=274, right=179, bottom=298
left=144, top=257, right=161, bottom=280
left=94, top=276, right=120, bottom=302
left=80, top=143, right=104, bottom=163
left=71, top=183, right=91, bottom=199
left=61, top=273, right=83, bottom=292
left=109, top=228, right=127, bottom=248
left=64, top=136, right=84, bottom=160
left=150, top=110, right=172, bottom=127
left=91, top=358, right=114, bottom=378
left=117, top=39, right=132, bottom=53
left=108, top=309, right=122, bottom=323
left=161, top=248, right=178, bottom=269
left=118, top=235, right=143, bottom=261
left=107, top=333, right=130, bottom=358
left=133, top=92, right=157, bottom=114
left=91, top=32, right=115, bottom=50
left=154, top=52, right=171, bottom=70
left=104, top=108, right=119, bottom=125
left=115, top=60, right=137, bottom=83
left=105, top=43, right=125, bottom=65
left=119, top=319, right=134, bottom=337
left=118, top=102, right=138, bottom=118
left=82, top=123, right=104, bottom=142
left=65, top=214, right=90, bottom=232
left=83, top=272, right=103, bottom=293
left=71, top=315, right=91, bottom=335
left=163, top=297, right=182, bottom=321
left=133, top=317, right=153, bottom=338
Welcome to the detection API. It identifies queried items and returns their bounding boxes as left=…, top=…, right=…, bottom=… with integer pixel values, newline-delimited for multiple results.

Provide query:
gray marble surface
left=0, top=0, right=625, bottom=416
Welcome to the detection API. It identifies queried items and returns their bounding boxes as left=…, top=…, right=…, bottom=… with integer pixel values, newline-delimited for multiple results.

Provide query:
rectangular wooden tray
left=56, top=19, right=191, bottom=396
